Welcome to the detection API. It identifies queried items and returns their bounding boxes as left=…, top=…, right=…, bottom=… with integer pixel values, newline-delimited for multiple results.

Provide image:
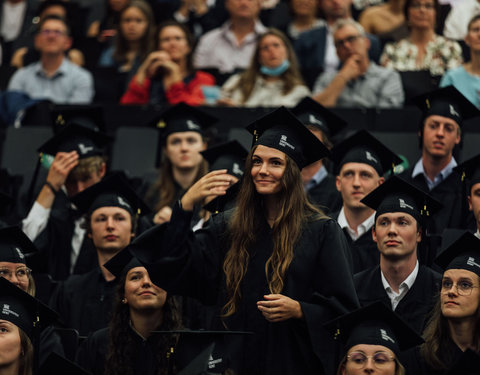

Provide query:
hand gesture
left=47, top=151, right=79, bottom=190
left=257, top=294, right=303, bottom=322
left=339, top=54, right=364, bottom=81
left=153, top=206, right=173, bottom=224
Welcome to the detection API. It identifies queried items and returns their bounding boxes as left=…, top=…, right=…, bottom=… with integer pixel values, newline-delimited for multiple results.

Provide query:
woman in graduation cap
left=132, top=107, right=359, bottom=375
left=403, top=231, right=480, bottom=374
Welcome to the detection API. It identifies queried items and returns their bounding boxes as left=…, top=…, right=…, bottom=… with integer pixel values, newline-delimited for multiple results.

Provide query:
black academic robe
left=49, top=267, right=118, bottom=337
left=132, top=204, right=360, bottom=375
left=307, top=173, right=342, bottom=215
left=354, top=265, right=441, bottom=334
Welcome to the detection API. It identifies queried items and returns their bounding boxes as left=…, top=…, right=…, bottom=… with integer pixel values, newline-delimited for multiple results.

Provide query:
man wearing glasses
left=312, top=19, right=403, bottom=108
left=7, top=14, right=93, bottom=104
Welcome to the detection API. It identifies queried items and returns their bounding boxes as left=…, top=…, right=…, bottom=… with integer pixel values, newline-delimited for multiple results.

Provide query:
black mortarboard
left=50, top=105, right=106, bottom=133
left=331, top=130, right=402, bottom=176
left=324, top=302, right=423, bottom=357
left=361, top=176, right=442, bottom=222
left=203, top=179, right=240, bottom=214
left=39, top=353, right=91, bottom=375
left=291, top=97, right=347, bottom=138
left=71, top=173, right=150, bottom=217
left=245, top=107, right=330, bottom=169
left=413, top=86, right=479, bottom=127
left=453, top=154, right=480, bottom=194
left=0, top=226, right=38, bottom=263
left=445, top=349, right=480, bottom=375
left=153, top=103, right=218, bottom=143
left=201, top=140, right=248, bottom=179
left=435, top=231, right=480, bottom=277
left=37, top=124, right=111, bottom=159
left=103, top=248, right=142, bottom=279
left=0, top=277, right=58, bottom=341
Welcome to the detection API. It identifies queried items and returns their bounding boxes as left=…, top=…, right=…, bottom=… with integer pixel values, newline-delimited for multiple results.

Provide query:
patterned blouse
left=380, top=35, right=463, bottom=76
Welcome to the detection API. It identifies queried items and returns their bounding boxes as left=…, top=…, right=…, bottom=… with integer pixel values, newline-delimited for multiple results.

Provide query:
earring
left=122, top=298, right=127, bottom=304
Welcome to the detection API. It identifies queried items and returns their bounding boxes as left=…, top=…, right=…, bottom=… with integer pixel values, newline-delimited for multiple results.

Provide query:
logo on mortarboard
left=399, top=198, right=414, bottom=211
left=208, top=355, right=223, bottom=369
left=14, top=247, right=24, bottom=260
left=365, top=151, right=378, bottom=164
left=78, top=143, right=94, bottom=155
left=279, top=135, right=295, bottom=150
left=380, top=329, right=395, bottom=343
left=2, top=304, right=19, bottom=318
left=117, top=196, right=131, bottom=210
left=232, top=163, right=244, bottom=176
left=309, top=114, right=324, bottom=127
left=186, top=120, right=200, bottom=130
left=467, top=257, right=480, bottom=268
left=449, top=104, right=460, bottom=118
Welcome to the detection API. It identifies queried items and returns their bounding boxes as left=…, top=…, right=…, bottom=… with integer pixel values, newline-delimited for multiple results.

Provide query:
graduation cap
left=0, top=226, right=38, bottom=263
left=331, top=130, right=402, bottom=176
left=291, top=97, right=347, bottom=138
left=324, top=302, right=423, bottom=357
left=245, top=107, right=330, bottom=169
left=153, top=103, right=218, bottom=143
left=413, top=86, right=479, bottom=127
left=361, top=175, right=442, bottom=223
left=203, top=179, right=241, bottom=214
left=445, top=349, right=480, bottom=375
left=201, top=140, right=248, bottom=179
left=453, top=154, right=480, bottom=194
left=37, top=123, right=111, bottom=159
left=50, top=105, right=106, bottom=133
left=435, top=230, right=480, bottom=277
left=70, top=173, right=150, bottom=217
left=39, top=352, right=92, bottom=375
left=103, top=247, right=143, bottom=279
left=0, top=277, right=59, bottom=341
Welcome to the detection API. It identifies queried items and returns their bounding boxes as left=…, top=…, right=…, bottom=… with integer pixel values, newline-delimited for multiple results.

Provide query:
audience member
left=7, top=15, right=94, bottom=104
left=330, top=130, right=402, bottom=273
left=313, top=19, right=403, bottom=108
left=193, top=0, right=267, bottom=74
left=443, top=0, right=480, bottom=40
left=87, top=0, right=131, bottom=40
left=22, top=123, right=109, bottom=280
left=0, top=0, right=32, bottom=66
left=355, top=176, right=442, bottom=334
left=121, top=20, right=216, bottom=106
left=380, top=0, right=463, bottom=76
left=359, top=0, right=408, bottom=40
left=281, top=0, right=324, bottom=41
left=440, top=15, right=480, bottom=108
left=218, top=28, right=310, bottom=107
left=49, top=174, right=149, bottom=336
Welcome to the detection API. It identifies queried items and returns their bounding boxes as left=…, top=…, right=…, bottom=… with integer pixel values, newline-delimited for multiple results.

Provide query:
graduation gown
left=307, top=173, right=342, bottom=215
left=132, top=203, right=360, bottom=375
left=354, top=265, right=441, bottom=334
left=49, top=267, right=118, bottom=336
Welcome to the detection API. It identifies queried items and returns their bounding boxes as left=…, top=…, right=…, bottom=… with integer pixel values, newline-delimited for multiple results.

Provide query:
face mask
left=260, top=60, right=290, bottom=77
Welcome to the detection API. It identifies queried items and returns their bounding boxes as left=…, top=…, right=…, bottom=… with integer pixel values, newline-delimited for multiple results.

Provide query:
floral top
left=380, top=35, right=463, bottom=76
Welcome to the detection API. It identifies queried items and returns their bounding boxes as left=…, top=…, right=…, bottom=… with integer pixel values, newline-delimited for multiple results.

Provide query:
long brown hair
left=222, top=146, right=326, bottom=317
left=228, top=28, right=305, bottom=103
left=421, top=288, right=480, bottom=371
left=157, top=20, right=196, bottom=74
left=19, top=328, right=33, bottom=375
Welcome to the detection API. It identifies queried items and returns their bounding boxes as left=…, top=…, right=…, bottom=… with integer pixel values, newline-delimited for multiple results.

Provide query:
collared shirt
left=193, top=20, right=267, bottom=74
left=381, top=261, right=419, bottom=310
left=7, top=58, right=94, bottom=104
left=475, top=230, right=480, bottom=240
left=412, top=157, right=457, bottom=191
left=304, top=165, right=328, bottom=192
left=337, top=207, right=375, bottom=241
left=313, top=62, right=404, bottom=108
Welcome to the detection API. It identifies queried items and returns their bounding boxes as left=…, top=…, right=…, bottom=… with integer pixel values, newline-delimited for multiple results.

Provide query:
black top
left=306, top=173, right=342, bottom=215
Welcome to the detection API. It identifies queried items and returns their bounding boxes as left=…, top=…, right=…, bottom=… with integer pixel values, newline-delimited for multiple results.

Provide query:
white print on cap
left=279, top=135, right=295, bottom=150
left=117, top=196, right=131, bottom=210
left=14, top=247, right=24, bottom=260
left=449, top=104, right=460, bottom=118
left=2, top=304, right=19, bottom=317
left=78, top=143, right=94, bottom=155
left=187, top=120, right=200, bottom=130
left=232, top=163, right=244, bottom=176
left=380, top=329, right=395, bottom=343
left=467, top=257, right=480, bottom=269
left=309, top=114, right=323, bottom=127
left=365, top=151, right=378, bottom=164
left=399, top=199, right=414, bottom=211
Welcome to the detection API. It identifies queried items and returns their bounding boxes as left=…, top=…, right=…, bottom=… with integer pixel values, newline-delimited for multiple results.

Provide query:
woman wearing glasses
left=404, top=231, right=480, bottom=374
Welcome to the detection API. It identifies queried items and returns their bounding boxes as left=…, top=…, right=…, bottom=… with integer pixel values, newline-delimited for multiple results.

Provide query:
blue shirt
left=440, top=66, right=480, bottom=109
left=7, top=58, right=94, bottom=104
left=304, top=165, right=328, bottom=192
left=412, top=157, right=457, bottom=190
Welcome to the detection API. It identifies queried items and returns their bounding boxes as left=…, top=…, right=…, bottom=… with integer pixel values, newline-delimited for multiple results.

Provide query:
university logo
left=399, top=198, right=414, bottom=210
left=467, top=257, right=480, bottom=269
left=186, top=120, right=200, bottom=130
left=78, top=143, right=94, bottom=155
left=232, top=163, right=243, bottom=176
left=279, top=135, right=295, bottom=150
left=2, top=304, right=19, bottom=317
left=309, top=114, right=323, bottom=127
left=449, top=104, right=460, bottom=118
left=14, top=247, right=24, bottom=260
left=380, top=329, right=395, bottom=343
left=365, top=151, right=378, bottom=164
left=117, top=196, right=131, bottom=210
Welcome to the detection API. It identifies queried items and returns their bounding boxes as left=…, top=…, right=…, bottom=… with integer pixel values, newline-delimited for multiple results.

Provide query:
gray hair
left=331, top=18, right=366, bottom=37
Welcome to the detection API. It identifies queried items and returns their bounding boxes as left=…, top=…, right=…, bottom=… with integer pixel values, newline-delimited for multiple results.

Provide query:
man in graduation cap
left=331, top=130, right=402, bottom=273
left=401, top=86, right=480, bottom=246
left=292, top=97, right=347, bottom=214
left=22, top=123, right=110, bottom=280
left=49, top=174, right=149, bottom=336
left=354, top=176, right=442, bottom=334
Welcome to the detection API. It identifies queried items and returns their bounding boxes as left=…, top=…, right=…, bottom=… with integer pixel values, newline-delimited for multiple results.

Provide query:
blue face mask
left=260, top=60, right=290, bottom=77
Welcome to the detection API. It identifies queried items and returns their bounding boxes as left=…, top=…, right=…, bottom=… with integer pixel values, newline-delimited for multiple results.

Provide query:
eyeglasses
left=38, top=29, right=67, bottom=37
left=409, top=2, right=435, bottom=9
left=347, top=352, right=395, bottom=369
left=334, top=34, right=362, bottom=49
left=159, top=36, right=186, bottom=43
left=0, top=267, right=32, bottom=282
left=441, top=279, right=480, bottom=296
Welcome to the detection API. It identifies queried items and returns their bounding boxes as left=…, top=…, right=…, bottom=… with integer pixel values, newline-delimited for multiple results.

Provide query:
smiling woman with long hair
left=130, top=107, right=359, bottom=375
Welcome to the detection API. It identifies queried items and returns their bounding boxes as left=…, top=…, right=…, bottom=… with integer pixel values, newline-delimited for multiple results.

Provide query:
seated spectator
left=443, top=0, right=480, bottom=40
left=313, top=19, right=403, bottom=108
left=380, top=0, right=462, bottom=76
left=359, top=0, right=408, bottom=40
left=120, top=21, right=215, bottom=106
left=192, top=0, right=267, bottom=75
left=281, top=0, right=324, bottom=41
left=218, top=28, right=310, bottom=107
left=87, top=0, right=131, bottom=40
left=7, top=15, right=94, bottom=104
left=98, top=0, right=155, bottom=91
left=440, top=15, right=480, bottom=108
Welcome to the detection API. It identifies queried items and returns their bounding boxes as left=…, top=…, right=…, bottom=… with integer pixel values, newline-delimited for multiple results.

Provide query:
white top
left=337, top=207, right=375, bottom=241
left=444, top=0, right=480, bottom=40
left=324, top=27, right=339, bottom=73
left=381, top=261, right=419, bottom=310
left=475, top=229, right=480, bottom=240
left=0, top=1, right=26, bottom=42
